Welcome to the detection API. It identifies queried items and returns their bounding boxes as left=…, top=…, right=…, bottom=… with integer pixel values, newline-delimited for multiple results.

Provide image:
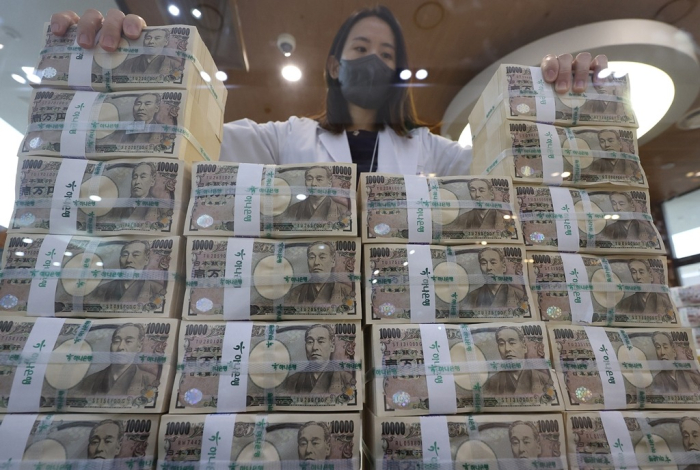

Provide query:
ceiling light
left=443, top=19, right=700, bottom=146
left=21, top=66, right=34, bottom=75
left=695, top=171, right=700, bottom=177
left=25, top=73, right=41, bottom=84
left=52, top=262, right=61, bottom=267
left=215, top=71, right=228, bottom=81
left=168, top=5, right=180, bottom=16
left=22, top=238, right=32, bottom=244
left=96, top=261, right=104, bottom=267
left=561, top=171, right=571, bottom=178
left=0, top=44, right=4, bottom=50
left=373, top=270, right=379, bottom=275
left=281, top=65, right=302, bottom=82
left=15, top=251, right=24, bottom=257
left=284, top=52, right=291, bottom=57
left=608, top=61, right=674, bottom=139
left=604, top=215, right=612, bottom=220
left=89, top=195, right=102, bottom=202
left=503, top=214, right=511, bottom=219
left=64, top=252, right=73, bottom=257
left=296, top=194, right=307, bottom=201
left=611, top=214, right=620, bottom=220
left=480, top=241, right=488, bottom=245
left=200, top=71, right=211, bottom=82
left=687, top=172, right=695, bottom=177
left=399, top=69, right=412, bottom=80
left=191, top=8, right=202, bottom=19
left=11, top=73, right=26, bottom=84
left=416, top=69, right=428, bottom=80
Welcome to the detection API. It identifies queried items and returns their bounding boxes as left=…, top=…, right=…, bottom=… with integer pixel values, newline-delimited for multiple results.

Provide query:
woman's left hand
left=540, top=53, right=608, bottom=94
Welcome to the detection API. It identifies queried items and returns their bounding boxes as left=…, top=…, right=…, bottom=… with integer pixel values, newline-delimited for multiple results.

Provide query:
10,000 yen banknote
left=368, top=322, right=562, bottom=416
left=0, top=317, right=177, bottom=413
left=566, top=411, right=700, bottom=470
left=360, top=173, right=520, bottom=244
left=34, top=24, right=226, bottom=110
left=517, top=186, right=664, bottom=254
left=11, top=156, right=189, bottom=235
left=185, top=238, right=360, bottom=320
left=19, top=89, right=220, bottom=162
left=0, top=414, right=160, bottom=468
left=0, top=234, right=182, bottom=318
left=529, top=252, right=676, bottom=326
left=366, top=413, right=567, bottom=470
left=364, top=244, right=536, bottom=323
left=172, top=321, right=362, bottom=413
left=159, top=413, right=360, bottom=470
left=187, top=162, right=357, bottom=238
left=548, top=325, right=700, bottom=410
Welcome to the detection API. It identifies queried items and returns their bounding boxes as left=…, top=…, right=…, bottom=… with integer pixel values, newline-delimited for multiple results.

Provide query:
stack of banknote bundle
left=170, top=160, right=363, bottom=469
left=0, top=24, right=229, bottom=468
left=671, top=284, right=700, bottom=354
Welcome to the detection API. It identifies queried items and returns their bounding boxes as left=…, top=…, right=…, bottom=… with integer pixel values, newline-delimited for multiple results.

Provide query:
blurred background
left=2, top=0, right=700, bottom=284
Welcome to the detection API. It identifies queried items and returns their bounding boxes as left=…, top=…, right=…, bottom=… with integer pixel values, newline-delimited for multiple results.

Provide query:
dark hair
left=315, top=6, right=425, bottom=136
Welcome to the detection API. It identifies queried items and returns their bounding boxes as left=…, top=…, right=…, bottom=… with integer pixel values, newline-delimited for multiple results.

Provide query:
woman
left=50, top=7, right=607, bottom=176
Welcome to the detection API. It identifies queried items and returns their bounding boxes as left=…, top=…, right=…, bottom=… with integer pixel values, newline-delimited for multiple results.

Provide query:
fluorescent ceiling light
left=281, top=65, right=302, bottom=82
left=11, top=73, right=26, bottom=84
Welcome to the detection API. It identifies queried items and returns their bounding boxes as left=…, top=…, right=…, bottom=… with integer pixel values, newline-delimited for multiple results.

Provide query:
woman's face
left=340, top=16, right=397, bottom=71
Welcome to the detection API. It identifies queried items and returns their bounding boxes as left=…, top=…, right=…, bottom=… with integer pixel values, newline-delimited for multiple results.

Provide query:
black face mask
left=338, top=54, right=396, bottom=110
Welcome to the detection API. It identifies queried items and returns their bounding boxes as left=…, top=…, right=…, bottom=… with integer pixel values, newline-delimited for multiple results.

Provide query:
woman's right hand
left=50, top=9, right=146, bottom=51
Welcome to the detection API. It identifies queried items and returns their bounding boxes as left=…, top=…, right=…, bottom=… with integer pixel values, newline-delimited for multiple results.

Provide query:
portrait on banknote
left=116, top=28, right=184, bottom=77
left=284, top=241, right=353, bottom=306
left=465, top=247, right=527, bottom=309
left=482, top=326, right=553, bottom=396
left=282, top=324, right=353, bottom=394
left=283, top=166, right=350, bottom=222
left=616, top=259, right=674, bottom=315
left=600, top=192, right=657, bottom=241
left=76, top=323, right=158, bottom=396
left=87, top=419, right=124, bottom=460
left=449, top=179, right=507, bottom=230
left=89, top=240, right=165, bottom=305
left=650, top=331, right=700, bottom=394
left=297, top=421, right=333, bottom=461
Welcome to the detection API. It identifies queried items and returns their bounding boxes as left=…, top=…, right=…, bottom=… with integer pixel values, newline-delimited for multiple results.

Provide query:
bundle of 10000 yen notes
left=34, top=24, right=227, bottom=113
left=364, top=243, right=537, bottom=323
left=468, top=65, right=637, bottom=136
left=19, top=89, right=222, bottom=162
left=365, top=412, right=567, bottom=470
left=472, top=120, right=646, bottom=188
left=359, top=173, right=520, bottom=244
left=187, top=162, right=357, bottom=238
left=171, top=321, right=362, bottom=413
left=0, top=234, right=182, bottom=318
left=159, top=413, right=361, bottom=470
left=529, top=252, right=677, bottom=326
left=671, top=284, right=700, bottom=308
left=11, top=156, right=189, bottom=236
left=0, top=414, right=160, bottom=468
left=565, top=411, right=700, bottom=470
left=0, top=317, right=177, bottom=413
left=516, top=185, right=664, bottom=254
left=548, top=324, right=700, bottom=410
left=366, top=322, right=563, bottom=417
left=184, top=237, right=360, bottom=320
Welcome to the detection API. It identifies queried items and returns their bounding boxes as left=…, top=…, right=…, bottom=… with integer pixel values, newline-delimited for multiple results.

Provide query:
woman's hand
left=541, top=53, right=608, bottom=94
left=50, top=9, right=146, bottom=52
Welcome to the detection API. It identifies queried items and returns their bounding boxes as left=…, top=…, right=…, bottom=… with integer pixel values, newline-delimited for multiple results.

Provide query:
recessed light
left=399, top=69, right=411, bottom=80
left=687, top=172, right=695, bottom=177
left=15, top=251, right=24, bottom=257
left=415, top=69, right=428, bottom=80
left=296, top=194, right=307, bottom=201
left=22, top=238, right=33, bottom=244
left=89, top=195, right=102, bottom=202
left=0, top=44, right=4, bottom=50
left=168, top=5, right=180, bottom=16
left=561, top=171, right=571, bottom=178
left=281, top=65, right=302, bottom=82
left=215, top=71, right=227, bottom=81
left=200, top=71, right=211, bottom=82
left=64, top=252, right=73, bottom=257
left=191, top=8, right=202, bottom=19
left=11, top=73, right=26, bottom=84
left=480, top=241, right=487, bottom=245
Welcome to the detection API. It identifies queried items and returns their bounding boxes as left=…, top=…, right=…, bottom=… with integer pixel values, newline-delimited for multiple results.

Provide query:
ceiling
left=1, top=0, right=699, bottom=207
left=122, top=0, right=700, bottom=205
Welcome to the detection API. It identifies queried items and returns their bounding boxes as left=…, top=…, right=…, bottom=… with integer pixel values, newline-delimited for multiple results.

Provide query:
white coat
left=220, top=116, right=473, bottom=176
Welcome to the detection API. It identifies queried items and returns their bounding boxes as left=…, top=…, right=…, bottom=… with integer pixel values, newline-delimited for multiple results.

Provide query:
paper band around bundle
left=584, top=326, right=627, bottom=409
left=69, top=238, right=101, bottom=314
left=530, top=281, right=670, bottom=294
left=407, top=245, right=436, bottom=322
left=59, top=92, right=100, bottom=159
left=420, top=324, right=458, bottom=414
left=41, top=44, right=224, bottom=110
left=29, top=117, right=212, bottom=161
left=459, top=324, right=484, bottom=412
left=404, top=175, right=433, bottom=242
left=7, top=318, right=66, bottom=412
left=182, top=358, right=362, bottom=375
left=420, top=416, right=453, bottom=469
left=517, top=209, right=653, bottom=222
left=26, top=235, right=71, bottom=315
left=201, top=413, right=237, bottom=470
left=569, top=451, right=700, bottom=469
left=20, top=195, right=178, bottom=210
left=4, top=267, right=176, bottom=281
left=371, top=272, right=527, bottom=287
left=599, top=411, right=641, bottom=470
left=216, top=322, right=253, bottom=412
left=529, top=67, right=556, bottom=124
left=0, top=350, right=172, bottom=366
left=371, top=358, right=553, bottom=378
left=186, top=271, right=359, bottom=289
left=0, top=413, right=39, bottom=465
left=366, top=198, right=515, bottom=212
